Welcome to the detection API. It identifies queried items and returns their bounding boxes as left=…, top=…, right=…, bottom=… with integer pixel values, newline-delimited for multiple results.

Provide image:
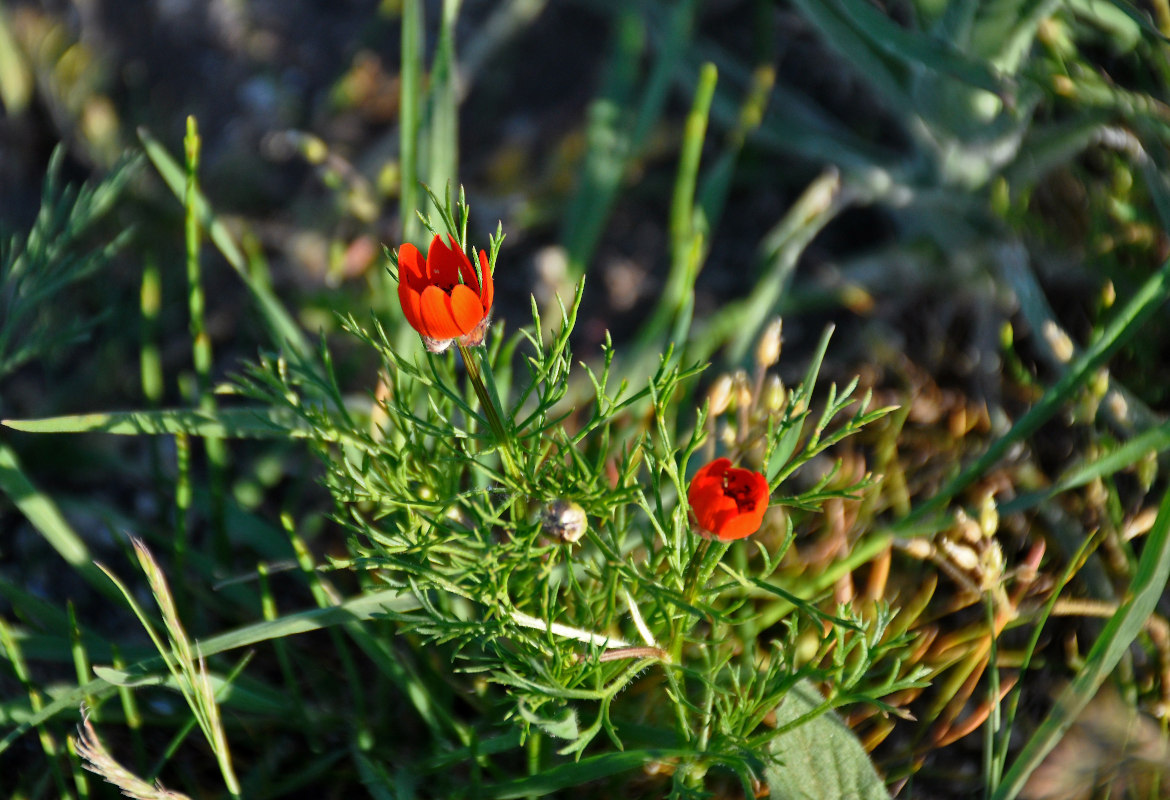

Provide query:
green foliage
left=6, top=0, right=1170, bottom=797
left=0, top=147, right=135, bottom=385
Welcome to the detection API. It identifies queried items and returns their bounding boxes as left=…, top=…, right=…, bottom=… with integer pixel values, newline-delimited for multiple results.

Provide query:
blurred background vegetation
left=5, top=0, right=1170, bottom=797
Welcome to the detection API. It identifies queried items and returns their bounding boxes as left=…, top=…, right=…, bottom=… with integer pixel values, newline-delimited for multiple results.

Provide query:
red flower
left=687, top=458, right=770, bottom=541
left=397, top=234, right=494, bottom=352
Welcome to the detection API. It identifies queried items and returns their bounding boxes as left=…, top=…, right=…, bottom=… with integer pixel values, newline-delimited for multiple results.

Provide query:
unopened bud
left=756, top=318, right=783, bottom=368
left=706, top=374, right=734, bottom=416
left=1043, top=320, right=1074, bottom=363
left=1102, top=280, right=1116, bottom=308
left=719, top=422, right=737, bottom=448
left=978, top=493, right=998, bottom=539
left=541, top=499, right=587, bottom=544
left=763, top=374, right=786, bottom=412
left=898, top=538, right=934, bottom=560
left=980, top=544, right=1005, bottom=591
left=733, top=369, right=752, bottom=409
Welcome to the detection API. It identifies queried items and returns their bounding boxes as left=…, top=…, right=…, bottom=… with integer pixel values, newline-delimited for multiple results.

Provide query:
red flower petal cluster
left=687, top=458, right=770, bottom=541
left=397, top=234, right=494, bottom=351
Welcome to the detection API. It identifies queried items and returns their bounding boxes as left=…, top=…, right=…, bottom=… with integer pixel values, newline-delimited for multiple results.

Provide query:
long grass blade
left=4, top=409, right=325, bottom=439
left=138, top=128, right=312, bottom=361
left=0, top=441, right=121, bottom=603
left=400, top=0, right=424, bottom=245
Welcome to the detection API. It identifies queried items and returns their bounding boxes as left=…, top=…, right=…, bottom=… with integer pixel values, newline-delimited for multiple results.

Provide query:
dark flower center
left=723, top=474, right=757, bottom=512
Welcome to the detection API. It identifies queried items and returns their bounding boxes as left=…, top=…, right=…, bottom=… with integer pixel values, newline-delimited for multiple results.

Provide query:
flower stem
left=682, top=538, right=713, bottom=608
left=457, top=344, right=521, bottom=481
left=671, top=537, right=731, bottom=665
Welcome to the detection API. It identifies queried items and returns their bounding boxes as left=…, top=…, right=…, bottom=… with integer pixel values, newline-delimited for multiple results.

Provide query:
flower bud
left=978, top=492, right=998, bottom=539
left=733, top=369, right=752, bottom=410
left=762, top=374, right=786, bottom=412
left=756, top=317, right=783, bottom=369
left=719, top=422, right=737, bottom=448
left=706, top=374, right=734, bottom=417
left=541, top=499, right=587, bottom=544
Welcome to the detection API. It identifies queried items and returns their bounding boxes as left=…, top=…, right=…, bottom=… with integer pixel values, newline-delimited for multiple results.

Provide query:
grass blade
left=4, top=408, right=325, bottom=440
left=138, top=127, right=313, bottom=361
left=0, top=441, right=122, bottom=603
left=400, top=0, right=424, bottom=244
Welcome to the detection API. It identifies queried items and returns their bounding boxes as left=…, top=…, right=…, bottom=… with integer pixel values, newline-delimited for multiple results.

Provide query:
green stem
left=458, top=344, right=521, bottom=480
left=682, top=538, right=713, bottom=609
left=670, top=537, right=730, bottom=666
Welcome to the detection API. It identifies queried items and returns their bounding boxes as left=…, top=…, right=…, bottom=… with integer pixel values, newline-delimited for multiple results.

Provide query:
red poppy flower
left=687, top=458, right=770, bottom=541
left=397, top=233, right=494, bottom=352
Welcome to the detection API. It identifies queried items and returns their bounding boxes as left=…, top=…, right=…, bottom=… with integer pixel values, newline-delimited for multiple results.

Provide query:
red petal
left=426, top=234, right=468, bottom=291
left=425, top=234, right=454, bottom=282
left=688, top=459, right=730, bottom=497
left=447, top=283, right=486, bottom=334
left=687, top=459, right=768, bottom=540
left=451, top=234, right=482, bottom=295
left=690, top=482, right=737, bottom=535
left=713, top=508, right=764, bottom=541
left=399, top=283, right=425, bottom=334
left=418, top=285, right=464, bottom=340
left=478, top=250, right=494, bottom=313
left=397, top=242, right=427, bottom=288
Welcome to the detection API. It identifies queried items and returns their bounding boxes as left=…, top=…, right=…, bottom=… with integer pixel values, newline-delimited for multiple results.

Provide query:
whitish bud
left=939, top=538, right=980, bottom=572
left=899, top=538, right=934, bottom=560
left=541, top=499, right=587, bottom=544
left=979, top=493, right=998, bottom=539
left=719, top=422, right=737, bottom=448
left=979, top=541, right=1005, bottom=591
left=756, top=317, right=783, bottom=368
left=706, top=374, right=734, bottom=416
left=763, top=374, right=786, bottom=412
left=1043, top=320, right=1074, bottom=363
left=733, top=369, right=752, bottom=409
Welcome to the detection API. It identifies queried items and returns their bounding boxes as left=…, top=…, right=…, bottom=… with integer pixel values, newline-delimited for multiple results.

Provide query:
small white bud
left=756, top=317, right=783, bottom=369
left=706, top=374, right=734, bottom=416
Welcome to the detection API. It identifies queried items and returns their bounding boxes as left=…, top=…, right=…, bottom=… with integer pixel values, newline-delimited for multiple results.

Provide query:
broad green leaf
left=834, top=0, right=1007, bottom=95
left=764, top=679, right=891, bottom=800
left=426, top=0, right=461, bottom=201
left=1003, top=416, right=1170, bottom=514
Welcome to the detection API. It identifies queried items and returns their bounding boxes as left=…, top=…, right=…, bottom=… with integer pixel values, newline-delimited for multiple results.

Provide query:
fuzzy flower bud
left=706, top=374, right=734, bottom=417
left=733, top=369, right=752, bottom=410
left=762, top=374, right=786, bottom=412
left=755, top=317, right=783, bottom=369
